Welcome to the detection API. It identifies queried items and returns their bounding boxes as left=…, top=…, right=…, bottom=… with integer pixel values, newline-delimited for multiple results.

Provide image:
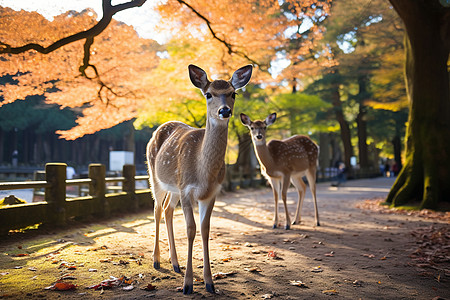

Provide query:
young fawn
left=240, top=112, right=320, bottom=229
left=147, top=64, right=252, bottom=294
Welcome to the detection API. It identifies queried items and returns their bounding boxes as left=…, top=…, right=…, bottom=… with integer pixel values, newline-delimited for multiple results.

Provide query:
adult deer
left=240, top=112, right=320, bottom=229
left=147, top=65, right=252, bottom=294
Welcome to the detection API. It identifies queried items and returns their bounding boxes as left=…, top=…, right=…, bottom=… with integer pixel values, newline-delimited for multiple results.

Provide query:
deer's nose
left=218, top=106, right=232, bottom=119
left=256, top=134, right=263, bottom=140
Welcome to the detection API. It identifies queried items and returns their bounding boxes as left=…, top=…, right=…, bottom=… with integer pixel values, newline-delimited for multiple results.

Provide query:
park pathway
left=0, top=177, right=449, bottom=299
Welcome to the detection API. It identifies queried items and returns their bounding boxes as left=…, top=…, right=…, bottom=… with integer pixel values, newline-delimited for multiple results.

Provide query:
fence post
left=89, top=164, right=108, bottom=218
left=123, top=164, right=137, bottom=212
left=45, top=163, right=67, bottom=226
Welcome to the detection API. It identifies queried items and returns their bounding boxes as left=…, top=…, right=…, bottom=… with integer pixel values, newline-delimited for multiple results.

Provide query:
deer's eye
left=205, top=93, right=212, bottom=99
left=263, top=127, right=266, bottom=130
left=251, top=127, right=254, bottom=130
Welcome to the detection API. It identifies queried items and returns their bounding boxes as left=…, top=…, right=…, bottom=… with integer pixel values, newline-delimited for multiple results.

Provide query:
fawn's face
left=248, top=120, right=268, bottom=143
left=240, top=112, right=276, bottom=145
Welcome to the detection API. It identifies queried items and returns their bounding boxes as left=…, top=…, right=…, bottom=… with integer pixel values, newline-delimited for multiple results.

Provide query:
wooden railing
left=0, top=163, right=152, bottom=234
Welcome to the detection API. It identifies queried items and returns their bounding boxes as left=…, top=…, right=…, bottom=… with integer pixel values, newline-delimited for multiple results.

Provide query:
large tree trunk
left=386, top=0, right=450, bottom=209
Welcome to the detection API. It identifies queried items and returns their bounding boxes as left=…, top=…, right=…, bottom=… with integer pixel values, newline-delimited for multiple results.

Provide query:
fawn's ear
left=265, top=113, right=277, bottom=126
left=188, top=65, right=209, bottom=89
left=240, top=113, right=252, bottom=126
left=231, top=65, right=253, bottom=90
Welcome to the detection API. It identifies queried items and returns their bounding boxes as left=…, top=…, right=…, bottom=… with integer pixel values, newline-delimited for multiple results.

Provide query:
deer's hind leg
left=291, top=175, right=307, bottom=225
left=163, top=193, right=181, bottom=273
left=269, top=177, right=282, bottom=229
left=152, top=187, right=167, bottom=270
left=305, top=166, right=320, bottom=226
left=281, top=176, right=291, bottom=229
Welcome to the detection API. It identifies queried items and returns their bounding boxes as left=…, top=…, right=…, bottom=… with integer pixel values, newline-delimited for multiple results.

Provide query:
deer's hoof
left=272, top=224, right=277, bottom=229
left=292, top=220, right=300, bottom=225
left=316, top=221, right=321, bottom=226
left=173, top=264, right=181, bottom=273
left=206, top=283, right=215, bottom=293
left=153, top=262, right=160, bottom=269
left=284, top=224, right=290, bottom=230
left=183, top=284, right=193, bottom=295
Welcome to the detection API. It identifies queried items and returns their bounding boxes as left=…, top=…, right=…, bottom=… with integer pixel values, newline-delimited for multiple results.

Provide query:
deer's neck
left=199, top=118, right=229, bottom=178
left=253, top=140, right=276, bottom=171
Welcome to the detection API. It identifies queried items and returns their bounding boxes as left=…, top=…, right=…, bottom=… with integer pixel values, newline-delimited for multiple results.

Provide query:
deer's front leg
left=182, top=201, right=196, bottom=294
left=270, top=178, right=280, bottom=229
left=199, top=198, right=216, bottom=293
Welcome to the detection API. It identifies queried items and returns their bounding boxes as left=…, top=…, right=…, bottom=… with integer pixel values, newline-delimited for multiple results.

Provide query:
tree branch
left=175, top=0, right=266, bottom=70
left=0, top=0, right=146, bottom=55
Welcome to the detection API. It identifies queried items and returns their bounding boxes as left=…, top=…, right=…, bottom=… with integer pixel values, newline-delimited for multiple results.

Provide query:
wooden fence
left=0, top=163, right=152, bottom=234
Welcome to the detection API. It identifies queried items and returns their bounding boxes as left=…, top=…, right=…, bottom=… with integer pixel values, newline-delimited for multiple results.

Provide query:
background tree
left=321, top=0, right=405, bottom=171
left=386, top=0, right=450, bottom=209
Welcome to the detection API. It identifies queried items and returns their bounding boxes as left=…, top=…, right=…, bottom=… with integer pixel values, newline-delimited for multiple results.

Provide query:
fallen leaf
left=14, top=253, right=29, bottom=257
left=58, top=274, right=77, bottom=281
left=244, top=267, right=262, bottom=272
left=311, top=266, right=323, bottom=273
left=352, top=280, right=363, bottom=287
left=141, top=283, right=156, bottom=291
left=289, top=280, right=308, bottom=288
left=122, top=285, right=134, bottom=291
left=45, top=282, right=77, bottom=291
left=267, top=251, right=277, bottom=258
left=362, top=254, right=375, bottom=258
left=213, top=271, right=236, bottom=279
left=262, top=293, right=273, bottom=299
left=322, top=289, right=338, bottom=295
left=325, top=251, right=335, bottom=257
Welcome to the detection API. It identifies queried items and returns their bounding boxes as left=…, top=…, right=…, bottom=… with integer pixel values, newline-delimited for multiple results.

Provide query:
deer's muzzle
left=218, top=106, right=232, bottom=119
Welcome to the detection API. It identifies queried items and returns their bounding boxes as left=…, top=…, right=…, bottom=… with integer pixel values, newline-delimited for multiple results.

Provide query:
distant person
left=384, top=162, right=390, bottom=177
left=332, top=162, right=347, bottom=187
left=392, top=161, right=400, bottom=177
left=66, top=166, right=76, bottom=179
left=12, top=150, right=18, bottom=167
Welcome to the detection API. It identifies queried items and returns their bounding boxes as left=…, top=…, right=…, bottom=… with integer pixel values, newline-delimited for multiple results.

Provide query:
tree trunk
left=387, top=0, right=450, bottom=209
left=330, top=71, right=353, bottom=171
left=234, top=132, right=253, bottom=177
left=356, top=74, right=369, bottom=169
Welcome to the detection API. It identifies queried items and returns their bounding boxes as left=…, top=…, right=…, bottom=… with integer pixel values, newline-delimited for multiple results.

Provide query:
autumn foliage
left=1, top=1, right=333, bottom=139
left=0, top=7, right=160, bottom=139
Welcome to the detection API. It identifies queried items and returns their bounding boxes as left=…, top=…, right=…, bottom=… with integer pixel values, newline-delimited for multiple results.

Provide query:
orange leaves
left=45, top=282, right=77, bottom=291
left=0, top=7, right=160, bottom=139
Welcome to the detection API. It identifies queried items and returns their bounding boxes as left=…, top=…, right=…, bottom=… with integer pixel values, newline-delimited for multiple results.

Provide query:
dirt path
left=1, top=177, right=449, bottom=299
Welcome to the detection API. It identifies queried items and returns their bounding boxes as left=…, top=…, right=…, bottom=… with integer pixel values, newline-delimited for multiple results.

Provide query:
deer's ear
left=231, top=65, right=253, bottom=90
left=265, top=113, right=277, bottom=126
left=188, top=65, right=209, bottom=89
left=240, top=113, right=252, bottom=126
